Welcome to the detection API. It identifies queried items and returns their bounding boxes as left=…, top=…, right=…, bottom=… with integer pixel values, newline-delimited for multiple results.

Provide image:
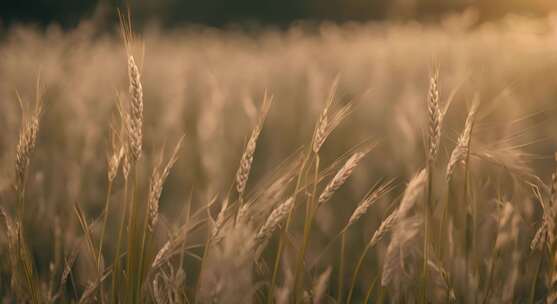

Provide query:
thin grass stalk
left=112, top=177, right=129, bottom=303
left=421, top=169, right=431, bottom=303
left=550, top=249, right=557, bottom=304
left=97, top=181, right=113, bottom=299
left=137, top=225, right=151, bottom=298
left=463, top=148, right=472, bottom=303
left=178, top=202, right=192, bottom=303
left=193, top=196, right=236, bottom=303
left=337, top=232, right=346, bottom=303
left=99, top=139, right=123, bottom=273
left=347, top=206, right=398, bottom=303
left=377, top=284, right=386, bottom=303
left=437, top=185, right=451, bottom=261
left=482, top=249, right=500, bottom=304
left=267, top=227, right=287, bottom=304
left=267, top=151, right=312, bottom=304
left=346, top=239, right=373, bottom=303
left=15, top=183, right=40, bottom=304
left=363, top=273, right=379, bottom=304
left=18, top=230, right=39, bottom=304
left=194, top=197, right=224, bottom=303
left=137, top=215, right=149, bottom=300
left=293, top=155, right=320, bottom=302
left=463, top=106, right=477, bottom=303
left=15, top=171, right=39, bottom=303
left=74, top=201, right=106, bottom=303
left=194, top=235, right=212, bottom=304
left=73, top=202, right=100, bottom=272
left=421, top=165, right=435, bottom=303
left=547, top=154, right=557, bottom=303
left=528, top=251, right=544, bottom=304
left=128, top=168, right=140, bottom=304
left=470, top=146, right=480, bottom=304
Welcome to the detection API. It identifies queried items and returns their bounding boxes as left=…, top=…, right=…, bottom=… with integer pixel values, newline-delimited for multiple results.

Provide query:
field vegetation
left=2, top=11, right=557, bottom=303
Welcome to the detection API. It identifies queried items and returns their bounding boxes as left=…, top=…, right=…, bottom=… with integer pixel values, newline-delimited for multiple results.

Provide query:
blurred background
left=2, top=0, right=557, bottom=29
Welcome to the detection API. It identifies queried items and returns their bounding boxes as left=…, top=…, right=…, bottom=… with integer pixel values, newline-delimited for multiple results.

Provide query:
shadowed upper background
left=1, top=0, right=557, bottom=29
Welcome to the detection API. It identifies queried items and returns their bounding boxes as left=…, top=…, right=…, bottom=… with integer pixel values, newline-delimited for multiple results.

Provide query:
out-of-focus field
left=2, top=12, right=557, bottom=303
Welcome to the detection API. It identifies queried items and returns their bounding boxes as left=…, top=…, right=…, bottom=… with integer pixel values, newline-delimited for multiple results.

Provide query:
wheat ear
left=345, top=180, right=396, bottom=230
left=254, top=197, right=294, bottom=246
left=317, top=151, right=368, bottom=207
left=235, top=93, right=273, bottom=198
left=427, top=69, right=441, bottom=164
left=14, top=94, right=42, bottom=192
left=147, top=136, right=184, bottom=232
left=446, top=100, right=479, bottom=181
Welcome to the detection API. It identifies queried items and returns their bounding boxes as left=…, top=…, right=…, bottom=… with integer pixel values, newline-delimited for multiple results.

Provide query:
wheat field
left=2, top=12, right=557, bottom=303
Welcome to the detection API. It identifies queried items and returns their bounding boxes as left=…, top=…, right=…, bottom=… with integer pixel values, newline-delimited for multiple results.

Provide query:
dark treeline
left=1, top=0, right=556, bottom=29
